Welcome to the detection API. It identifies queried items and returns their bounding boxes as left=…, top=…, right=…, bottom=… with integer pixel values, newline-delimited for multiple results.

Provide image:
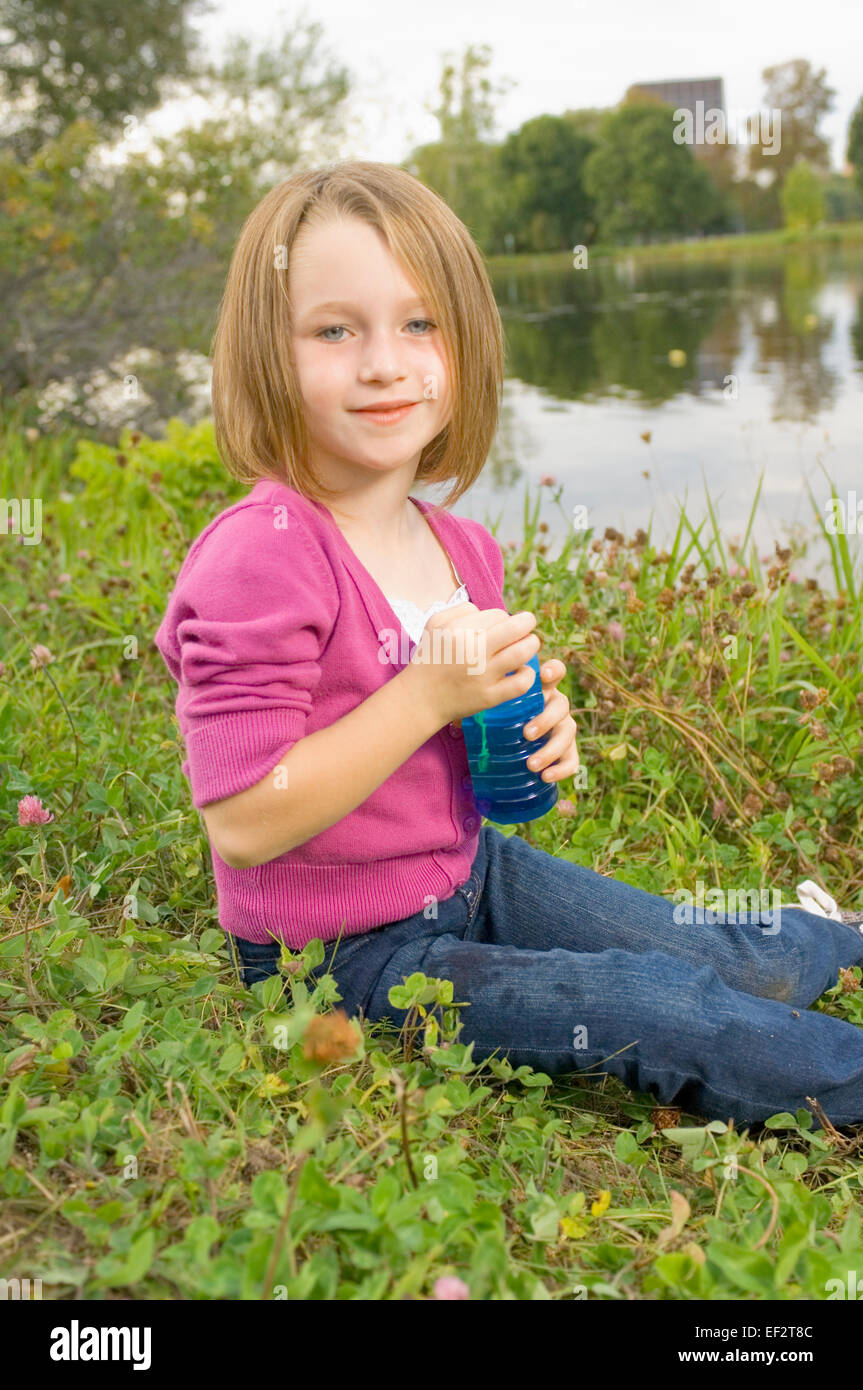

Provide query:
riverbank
left=486, top=220, right=863, bottom=273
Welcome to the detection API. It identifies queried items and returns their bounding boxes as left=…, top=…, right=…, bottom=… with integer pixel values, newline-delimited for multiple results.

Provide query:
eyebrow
left=298, top=297, right=430, bottom=319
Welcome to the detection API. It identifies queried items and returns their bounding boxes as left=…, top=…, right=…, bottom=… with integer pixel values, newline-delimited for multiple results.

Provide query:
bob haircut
left=210, top=159, right=505, bottom=512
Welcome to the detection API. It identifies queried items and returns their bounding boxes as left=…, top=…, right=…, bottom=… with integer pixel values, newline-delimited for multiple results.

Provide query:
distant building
left=626, top=77, right=726, bottom=161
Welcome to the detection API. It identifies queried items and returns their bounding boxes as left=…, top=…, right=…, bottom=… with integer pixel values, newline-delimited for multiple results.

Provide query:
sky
left=154, top=0, right=861, bottom=172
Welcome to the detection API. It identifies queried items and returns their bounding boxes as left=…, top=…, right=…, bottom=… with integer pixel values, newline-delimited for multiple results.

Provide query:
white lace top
left=385, top=561, right=469, bottom=646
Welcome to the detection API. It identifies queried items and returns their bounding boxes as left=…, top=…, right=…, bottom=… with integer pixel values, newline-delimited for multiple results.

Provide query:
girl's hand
left=521, top=659, right=580, bottom=781
left=421, top=605, right=540, bottom=728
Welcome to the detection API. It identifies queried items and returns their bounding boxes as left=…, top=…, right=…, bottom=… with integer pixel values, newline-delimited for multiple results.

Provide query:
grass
left=485, top=219, right=863, bottom=272
left=2, top=400, right=863, bottom=1300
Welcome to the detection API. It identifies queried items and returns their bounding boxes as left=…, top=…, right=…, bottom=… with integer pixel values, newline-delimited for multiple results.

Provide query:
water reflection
left=491, top=251, right=853, bottom=415
left=451, top=245, right=863, bottom=585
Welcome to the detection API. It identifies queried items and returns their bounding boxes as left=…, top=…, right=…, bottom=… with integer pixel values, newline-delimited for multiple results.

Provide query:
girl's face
left=287, top=215, right=452, bottom=486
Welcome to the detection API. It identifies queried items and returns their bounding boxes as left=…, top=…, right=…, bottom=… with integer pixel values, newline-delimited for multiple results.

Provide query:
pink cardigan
left=153, top=477, right=509, bottom=945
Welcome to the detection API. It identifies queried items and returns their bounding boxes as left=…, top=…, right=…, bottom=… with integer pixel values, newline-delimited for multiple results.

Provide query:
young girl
left=155, top=159, right=863, bottom=1134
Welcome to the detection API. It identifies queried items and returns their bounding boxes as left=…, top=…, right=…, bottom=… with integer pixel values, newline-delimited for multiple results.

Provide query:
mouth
left=352, top=402, right=419, bottom=425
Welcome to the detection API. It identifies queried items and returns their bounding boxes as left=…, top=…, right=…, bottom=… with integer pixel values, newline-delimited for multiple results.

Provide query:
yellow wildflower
left=591, top=1189, right=611, bottom=1217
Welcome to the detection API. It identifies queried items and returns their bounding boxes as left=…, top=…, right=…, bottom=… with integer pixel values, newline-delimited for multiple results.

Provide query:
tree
left=746, top=58, right=836, bottom=189
left=0, top=0, right=214, bottom=160
left=730, top=176, right=781, bottom=232
left=780, top=160, right=826, bottom=229
left=820, top=171, right=863, bottom=223
left=407, top=44, right=515, bottom=251
left=144, top=23, right=351, bottom=231
left=848, top=94, right=863, bottom=198
left=560, top=108, right=609, bottom=144
left=426, top=42, right=513, bottom=145
left=497, top=113, right=597, bottom=251
left=620, top=85, right=740, bottom=235
left=406, top=140, right=509, bottom=252
left=0, top=17, right=353, bottom=414
left=582, top=102, right=721, bottom=244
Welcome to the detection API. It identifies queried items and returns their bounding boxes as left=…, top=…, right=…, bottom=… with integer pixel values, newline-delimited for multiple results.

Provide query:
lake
left=426, top=243, right=863, bottom=588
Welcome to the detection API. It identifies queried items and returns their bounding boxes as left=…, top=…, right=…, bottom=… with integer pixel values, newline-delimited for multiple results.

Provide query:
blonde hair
left=210, top=159, right=505, bottom=512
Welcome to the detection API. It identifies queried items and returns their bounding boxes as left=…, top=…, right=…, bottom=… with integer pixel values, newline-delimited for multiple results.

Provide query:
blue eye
left=315, top=319, right=436, bottom=341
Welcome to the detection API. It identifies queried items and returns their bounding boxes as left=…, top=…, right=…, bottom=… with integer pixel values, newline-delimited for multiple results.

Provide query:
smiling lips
left=353, top=401, right=419, bottom=424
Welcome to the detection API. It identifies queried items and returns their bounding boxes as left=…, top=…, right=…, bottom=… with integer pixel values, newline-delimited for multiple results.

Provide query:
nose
left=358, top=326, right=409, bottom=382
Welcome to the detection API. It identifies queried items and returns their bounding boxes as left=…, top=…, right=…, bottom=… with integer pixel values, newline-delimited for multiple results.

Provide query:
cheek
left=294, top=346, right=346, bottom=412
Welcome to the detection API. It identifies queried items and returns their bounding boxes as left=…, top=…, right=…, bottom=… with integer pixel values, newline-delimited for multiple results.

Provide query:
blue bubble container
left=461, top=654, right=559, bottom=825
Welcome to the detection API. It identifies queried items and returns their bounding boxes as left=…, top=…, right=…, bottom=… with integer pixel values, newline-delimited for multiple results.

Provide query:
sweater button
left=448, top=722, right=462, bottom=738
left=463, top=814, right=479, bottom=833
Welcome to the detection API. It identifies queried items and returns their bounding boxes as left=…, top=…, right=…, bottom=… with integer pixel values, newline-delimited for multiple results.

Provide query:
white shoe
left=790, top=879, right=863, bottom=930
left=795, top=879, right=842, bottom=919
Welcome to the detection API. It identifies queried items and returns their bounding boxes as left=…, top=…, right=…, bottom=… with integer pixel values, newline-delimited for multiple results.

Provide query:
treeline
left=408, top=50, right=863, bottom=254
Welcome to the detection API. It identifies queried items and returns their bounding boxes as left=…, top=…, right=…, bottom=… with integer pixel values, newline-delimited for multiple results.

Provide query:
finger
left=532, top=734, right=581, bottom=781
left=538, top=750, right=581, bottom=782
left=539, top=659, right=567, bottom=684
left=526, top=724, right=574, bottom=774
left=523, top=692, right=570, bottom=742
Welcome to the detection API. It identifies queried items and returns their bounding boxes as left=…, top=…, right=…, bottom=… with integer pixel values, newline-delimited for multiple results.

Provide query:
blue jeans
left=226, top=825, right=863, bottom=1129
